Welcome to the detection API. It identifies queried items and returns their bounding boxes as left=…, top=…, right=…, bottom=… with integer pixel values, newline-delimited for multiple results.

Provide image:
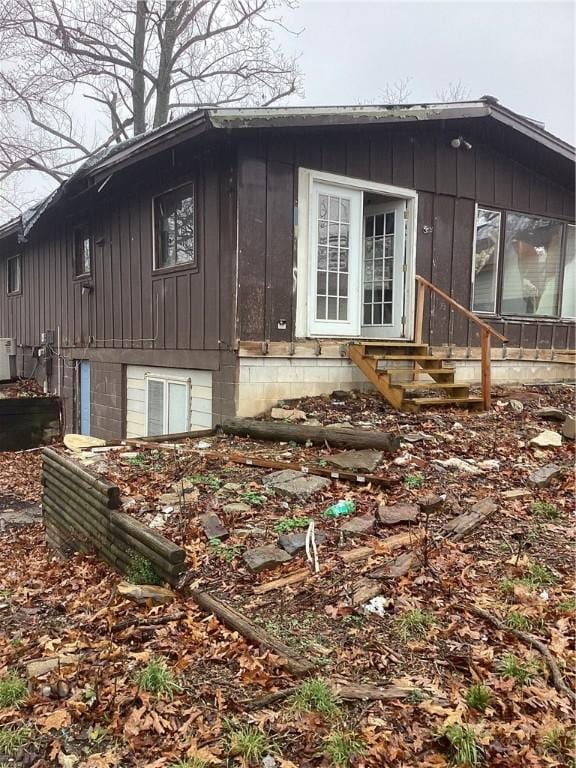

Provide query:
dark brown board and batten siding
left=235, top=119, right=575, bottom=349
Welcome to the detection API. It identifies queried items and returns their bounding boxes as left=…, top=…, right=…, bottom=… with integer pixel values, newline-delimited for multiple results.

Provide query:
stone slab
left=377, top=503, right=419, bottom=525
left=528, top=463, right=563, bottom=488
left=417, top=495, right=444, bottom=513
left=243, top=545, right=292, bottom=573
left=222, top=502, right=251, bottom=516
left=530, top=430, right=562, bottom=448
left=328, top=449, right=383, bottom=472
left=563, top=416, right=575, bottom=441
left=200, top=513, right=229, bottom=540
left=264, top=470, right=330, bottom=498
left=340, top=514, right=375, bottom=536
left=534, top=407, right=566, bottom=422
left=278, top=530, right=327, bottom=555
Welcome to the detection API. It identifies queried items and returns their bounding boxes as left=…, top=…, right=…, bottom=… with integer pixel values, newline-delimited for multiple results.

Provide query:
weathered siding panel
left=236, top=121, right=574, bottom=349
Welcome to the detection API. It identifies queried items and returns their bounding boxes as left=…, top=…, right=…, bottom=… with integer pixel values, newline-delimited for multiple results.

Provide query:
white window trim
left=470, top=204, right=502, bottom=315
left=295, top=168, right=418, bottom=339
left=144, top=374, right=191, bottom=436
left=6, top=253, right=21, bottom=295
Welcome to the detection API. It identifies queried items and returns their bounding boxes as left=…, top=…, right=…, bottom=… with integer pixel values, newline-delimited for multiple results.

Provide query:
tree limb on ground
left=466, top=603, right=576, bottom=705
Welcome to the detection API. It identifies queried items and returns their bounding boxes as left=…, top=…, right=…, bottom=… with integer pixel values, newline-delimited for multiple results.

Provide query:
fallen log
left=465, top=603, right=576, bottom=705
left=222, top=418, right=400, bottom=452
left=329, top=681, right=413, bottom=701
left=191, top=590, right=315, bottom=677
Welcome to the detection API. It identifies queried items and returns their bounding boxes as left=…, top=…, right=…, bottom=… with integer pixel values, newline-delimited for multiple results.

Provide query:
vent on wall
left=0, top=338, right=16, bottom=381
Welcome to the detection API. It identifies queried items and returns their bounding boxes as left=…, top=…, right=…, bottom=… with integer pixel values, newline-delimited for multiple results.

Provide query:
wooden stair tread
left=398, top=382, right=469, bottom=391
left=379, top=367, right=455, bottom=376
left=351, top=341, right=427, bottom=347
left=366, top=354, right=448, bottom=361
left=411, top=396, right=483, bottom=405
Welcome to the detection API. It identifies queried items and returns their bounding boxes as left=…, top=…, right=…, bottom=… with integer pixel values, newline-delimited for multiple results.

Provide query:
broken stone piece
left=509, top=399, right=524, bottom=413
left=528, top=463, right=563, bottom=488
left=377, top=503, right=419, bottom=525
left=529, top=430, right=562, bottom=448
left=562, top=415, right=575, bottom=441
left=433, top=457, right=483, bottom=475
left=328, top=449, right=383, bottom=473
left=200, top=513, right=229, bottom=540
left=340, top=514, right=375, bottom=536
left=63, top=434, right=107, bottom=451
left=116, top=582, right=175, bottom=605
left=27, top=655, right=79, bottom=678
left=326, top=422, right=353, bottom=429
left=417, top=495, right=444, bottom=513
left=270, top=407, right=306, bottom=421
left=222, top=482, right=243, bottom=493
left=534, top=407, right=566, bottom=422
left=502, top=489, right=531, bottom=499
left=222, top=502, right=251, bottom=516
left=264, top=470, right=330, bottom=498
left=243, top=545, right=291, bottom=573
left=470, top=498, right=498, bottom=516
left=278, top=530, right=327, bottom=555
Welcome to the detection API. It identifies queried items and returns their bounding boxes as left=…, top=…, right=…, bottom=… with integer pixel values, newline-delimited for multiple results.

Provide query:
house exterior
left=0, top=98, right=574, bottom=439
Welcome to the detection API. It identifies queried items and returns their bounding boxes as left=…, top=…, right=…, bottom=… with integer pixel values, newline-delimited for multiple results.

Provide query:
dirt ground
left=0, top=384, right=574, bottom=767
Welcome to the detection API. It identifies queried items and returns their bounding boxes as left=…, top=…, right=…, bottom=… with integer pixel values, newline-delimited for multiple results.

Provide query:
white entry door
left=308, top=182, right=362, bottom=336
left=361, top=201, right=406, bottom=338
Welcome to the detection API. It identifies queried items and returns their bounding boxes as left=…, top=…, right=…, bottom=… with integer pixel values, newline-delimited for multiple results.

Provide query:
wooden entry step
left=348, top=342, right=483, bottom=412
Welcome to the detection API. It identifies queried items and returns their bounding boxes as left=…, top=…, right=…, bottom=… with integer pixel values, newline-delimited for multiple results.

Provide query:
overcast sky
left=278, top=0, right=575, bottom=144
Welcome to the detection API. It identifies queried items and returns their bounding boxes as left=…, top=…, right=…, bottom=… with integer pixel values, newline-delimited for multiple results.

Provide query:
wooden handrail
left=414, top=274, right=508, bottom=410
left=414, top=275, right=508, bottom=343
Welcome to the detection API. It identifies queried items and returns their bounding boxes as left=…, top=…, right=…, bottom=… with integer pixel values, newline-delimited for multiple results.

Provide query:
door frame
left=296, top=168, right=418, bottom=340
left=361, top=199, right=408, bottom=339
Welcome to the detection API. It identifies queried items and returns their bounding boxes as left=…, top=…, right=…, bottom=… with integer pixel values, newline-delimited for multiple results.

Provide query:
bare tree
left=0, top=0, right=301, bottom=219
left=435, top=80, right=471, bottom=102
left=380, top=78, right=472, bottom=105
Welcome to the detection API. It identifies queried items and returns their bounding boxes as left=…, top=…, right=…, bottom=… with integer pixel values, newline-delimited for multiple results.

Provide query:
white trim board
left=295, top=168, right=418, bottom=340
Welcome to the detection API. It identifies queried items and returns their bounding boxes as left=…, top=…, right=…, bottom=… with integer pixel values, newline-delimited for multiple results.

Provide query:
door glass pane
left=168, top=382, right=187, bottom=434
left=472, top=208, right=501, bottom=313
left=561, top=225, right=575, bottom=317
left=501, top=214, right=562, bottom=316
left=147, top=380, right=165, bottom=436
left=315, top=191, right=352, bottom=322
left=363, top=209, right=395, bottom=326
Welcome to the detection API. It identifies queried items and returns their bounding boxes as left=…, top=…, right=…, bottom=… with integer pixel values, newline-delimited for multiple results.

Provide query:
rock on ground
left=535, top=407, right=566, bottom=422
left=528, top=463, right=563, bottom=488
left=263, top=469, right=330, bottom=498
left=116, top=582, right=175, bottom=605
left=340, top=514, right=375, bottom=536
left=562, top=415, right=575, bottom=441
left=278, top=530, right=327, bottom=555
left=328, top=449, right=383, bottom=472
left=199, top=513, right=229, bottom=540
left=530, top=430, right=562, bottom=448
left=243, top=545, right=292, bottom=572
left=377, top=503, right=419, bottom=525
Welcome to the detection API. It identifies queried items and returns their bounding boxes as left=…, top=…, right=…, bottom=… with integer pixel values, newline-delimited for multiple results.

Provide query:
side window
left=74, top=226, right=92, bottom=277
left=154, top=183, right=196, bottom=270
left=561, top=224, right=575, bottom=318
left=471, top=208, right=501, bottom=313
left=146, top=377, right=189, bottom=436
left=7, top=254, right=21, bottom=295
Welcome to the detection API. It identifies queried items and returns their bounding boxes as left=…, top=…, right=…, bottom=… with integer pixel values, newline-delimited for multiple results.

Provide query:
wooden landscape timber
left=42, top=448, right=186, bottom=585
left=191, top=590, right=316, bottom=678
left=222, top=418, right=401, bottom=451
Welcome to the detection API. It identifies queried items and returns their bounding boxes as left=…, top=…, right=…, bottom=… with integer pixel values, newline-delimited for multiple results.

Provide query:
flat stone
left=222, top=502, right=251, bottom=516
left=264, top=470, right=330, bottom=498
left=562, top=415, right=575, bottom=441
left=116, top=582, right=175, bottom=605
left=528, top=463, right=563, bottom=488
left=328, top=449, right=383, bottom=473
left=222, top=482, right=243, bottom=492
left=377, top=503, right=419, bottom=525
left=470, top=498, right=498, bottom=516
left=326, top=422, right=353, bottom=429
left=243, top=545, right=291, bottom=573
left=502, top=489, right=531, bottom=499
left=331, top=390, right=350, bottom=400
left=433, top=457, right=483, bottom=475
left=278, top=530, right=327, bottom=555
left=509, top=399, right=524, bottom=413
left=530, top=430, right=562, bottom=448
left=417, top=495, right=444, bottom=513
left=270, top=407, right=306, bottom=421
left=534, top=407, right=566, bottom=422
left=63, top=434, right=106, bottom=451
left=340, top=514, right=375, bottom=536
left=200, top=513, right=229, bottom=540
left=27, top=655, right=79, bottom=678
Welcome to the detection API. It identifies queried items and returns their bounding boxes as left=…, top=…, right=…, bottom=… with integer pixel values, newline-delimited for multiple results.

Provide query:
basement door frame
left=295, top=168, right=419, bottom=340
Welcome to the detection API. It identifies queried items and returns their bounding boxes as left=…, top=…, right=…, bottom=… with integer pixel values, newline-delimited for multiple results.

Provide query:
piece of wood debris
left=191, top=589, right=315, bottom=677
